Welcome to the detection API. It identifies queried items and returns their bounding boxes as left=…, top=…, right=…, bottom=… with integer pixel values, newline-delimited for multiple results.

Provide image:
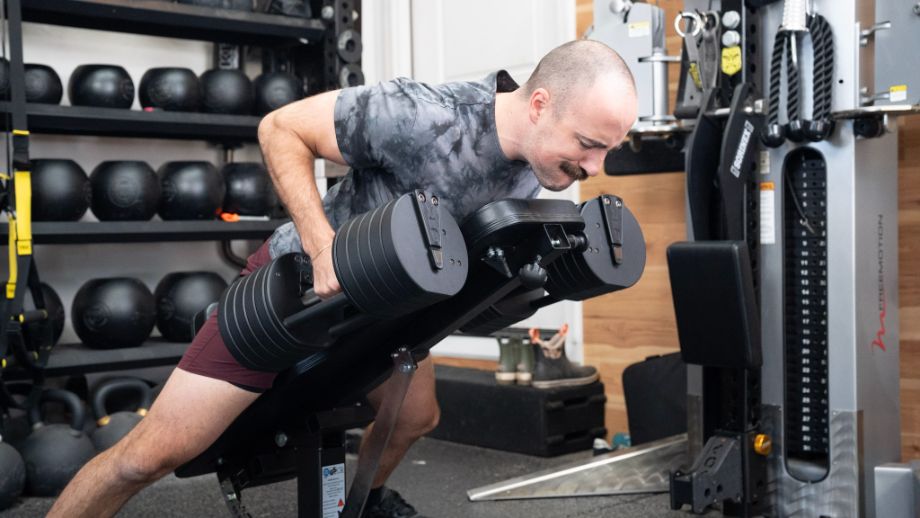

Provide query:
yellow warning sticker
left=890, top=84, right=908, bottom=103
left=628, top=21, right=651, bottom=38
left=689, top=63, right=701, bottom=89
left=721, top=47, right=742, bottom=76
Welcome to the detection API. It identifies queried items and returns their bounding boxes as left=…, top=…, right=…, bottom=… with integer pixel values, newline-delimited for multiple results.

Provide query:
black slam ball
left=155, top=272, right=228, bottom=342
left=221, top=162, right=278, bottom=216
left=139, top=67, right=200, bottom=112
left=31, top=159, right=91, bottom=221
left=68, top=64, right=135, bottom=109
left=199, top=69, right=253, bottom=115
left=72, top=278, right=156, bottom=349
left=90, top=161, right=161, bottom=221
left=158, top=161, right=224, bottom=220
left=24, top=64, right=63, bottom=104
left=253, top=72, right=304, bottom=115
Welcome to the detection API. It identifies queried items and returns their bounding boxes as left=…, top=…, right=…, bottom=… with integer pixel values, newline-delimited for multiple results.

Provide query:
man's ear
left=528, top=88, right=550, bottom=124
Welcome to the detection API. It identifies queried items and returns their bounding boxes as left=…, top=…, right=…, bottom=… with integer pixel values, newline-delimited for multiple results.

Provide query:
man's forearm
left=258, top=113, right=335, bottom=257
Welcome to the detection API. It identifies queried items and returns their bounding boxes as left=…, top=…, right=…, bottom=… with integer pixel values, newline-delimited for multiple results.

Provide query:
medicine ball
left=253, top=72, right=304, bottom=115
left=139, top=67, right=200, bottom=112
left=154, top=272, right=228, bottom=342
left=221, top=162, right=278, bottom=216
left=31, top=159, right=91, bottom=221
left=90, top=161, right=160, bottom=221
left=177, top=0, right=252, bottom=10
left=199, top=69, right=253, bottom=115
left=72, top=278, right=156, bottom=349
left=158, top=161, right=224, bottom=220
left=0, top=58, right=9, bottom=100
left=24, top=64, right=63, bottom=104
left=68, top=64, right=135, bottom=109
left=23, top=283, right=66, bottom=347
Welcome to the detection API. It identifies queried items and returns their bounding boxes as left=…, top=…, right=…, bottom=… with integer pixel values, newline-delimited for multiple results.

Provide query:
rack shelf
left=0, top=219, right=286, bottom=244
left=21, top=0, right=326, bottom=46
left=0, top=102, right=261, bottom=142
left=4, top=340, right=189, bottom=379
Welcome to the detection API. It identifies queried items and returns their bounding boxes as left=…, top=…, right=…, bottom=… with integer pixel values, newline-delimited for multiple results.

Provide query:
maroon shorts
left=177, top=239, right=277, bottom=392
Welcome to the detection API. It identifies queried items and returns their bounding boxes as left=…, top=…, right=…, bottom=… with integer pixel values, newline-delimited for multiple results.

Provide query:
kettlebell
left=20, top=389, right=96, bottom=496
left=91, top=378, right=152, bottom=452
left=0, top=435, right=25, bottom=510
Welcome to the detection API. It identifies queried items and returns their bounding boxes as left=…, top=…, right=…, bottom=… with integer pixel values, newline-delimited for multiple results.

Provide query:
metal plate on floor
left=467, top=434, right=687, bottom=501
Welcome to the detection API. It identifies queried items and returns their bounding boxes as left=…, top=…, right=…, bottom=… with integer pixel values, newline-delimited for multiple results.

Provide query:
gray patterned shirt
left=268, top=71, right=541, bottom=258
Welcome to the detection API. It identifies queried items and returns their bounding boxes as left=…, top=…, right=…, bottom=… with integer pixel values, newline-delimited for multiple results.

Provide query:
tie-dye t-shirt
left=267, top=70, right=541, bottom=258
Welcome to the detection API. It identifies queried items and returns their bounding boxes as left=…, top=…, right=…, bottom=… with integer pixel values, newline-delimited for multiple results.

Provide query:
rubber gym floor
left=0, top=436, right=707, bottom=517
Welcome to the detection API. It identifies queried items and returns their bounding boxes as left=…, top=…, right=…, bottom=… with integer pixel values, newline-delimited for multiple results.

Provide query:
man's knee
left=110, top=428, right=189, bottom=485
left=395, top=400, right=440, bottom=439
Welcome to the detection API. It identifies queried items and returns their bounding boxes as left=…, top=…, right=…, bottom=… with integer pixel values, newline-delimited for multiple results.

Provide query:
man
left=49, top=39, right=637, bottom=518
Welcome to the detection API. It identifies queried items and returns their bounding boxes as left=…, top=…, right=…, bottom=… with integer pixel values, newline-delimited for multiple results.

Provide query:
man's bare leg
left=361, top=356, right=438, bottom=488
left=48, top=368, right=260, bottom=518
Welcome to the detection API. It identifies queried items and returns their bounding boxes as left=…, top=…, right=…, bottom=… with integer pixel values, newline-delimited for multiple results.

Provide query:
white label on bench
left=322, top=463, right=346, bottom=518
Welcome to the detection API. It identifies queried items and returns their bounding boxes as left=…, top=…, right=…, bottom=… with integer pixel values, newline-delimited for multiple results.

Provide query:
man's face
left=528, top=78, right=637, bottom=192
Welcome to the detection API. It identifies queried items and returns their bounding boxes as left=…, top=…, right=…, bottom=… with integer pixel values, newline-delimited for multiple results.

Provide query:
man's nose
left=579, top=149, right=606, bottom=177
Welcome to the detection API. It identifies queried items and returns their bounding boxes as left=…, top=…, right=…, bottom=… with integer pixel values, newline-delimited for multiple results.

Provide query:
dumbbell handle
left=282, top=290, right=349, bottom=328
left=283, top=289, right=379, bottom=340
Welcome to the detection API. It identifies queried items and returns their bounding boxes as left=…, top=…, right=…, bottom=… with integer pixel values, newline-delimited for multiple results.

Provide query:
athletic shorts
left=176, top=239, right=277, bottom=392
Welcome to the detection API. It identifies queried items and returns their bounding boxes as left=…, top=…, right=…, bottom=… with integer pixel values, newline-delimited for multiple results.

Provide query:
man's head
left=518, top=40, right=637, bottom=191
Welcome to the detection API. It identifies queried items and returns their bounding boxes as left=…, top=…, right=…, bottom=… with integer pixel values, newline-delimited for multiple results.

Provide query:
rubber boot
left=530, top=325, right=599, bottom=389
left=515, top=337, right=534, bottom=385
left=495, top=336, right=519, bottom=385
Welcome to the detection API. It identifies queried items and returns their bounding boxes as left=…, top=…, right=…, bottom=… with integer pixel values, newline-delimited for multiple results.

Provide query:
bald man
left=50, top=39, right=638, bottom=518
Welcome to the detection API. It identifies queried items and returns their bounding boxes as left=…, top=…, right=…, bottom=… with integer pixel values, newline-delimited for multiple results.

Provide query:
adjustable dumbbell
left=219, top=190, right=469, bottom=372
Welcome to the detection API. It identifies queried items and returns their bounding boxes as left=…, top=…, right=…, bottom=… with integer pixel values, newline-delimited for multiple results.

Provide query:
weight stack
left=429, top=365, right=607, bottom=457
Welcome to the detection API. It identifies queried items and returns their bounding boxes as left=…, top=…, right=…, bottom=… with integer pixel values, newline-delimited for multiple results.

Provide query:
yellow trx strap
left=6, top=129, right=33, bottom=299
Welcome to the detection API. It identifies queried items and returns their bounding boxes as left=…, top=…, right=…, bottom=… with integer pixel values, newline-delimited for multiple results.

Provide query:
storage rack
left=0, top=0, right=361, bottom=381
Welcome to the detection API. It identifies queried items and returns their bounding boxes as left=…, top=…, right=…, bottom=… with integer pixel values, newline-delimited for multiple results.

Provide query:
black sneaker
left=530, top=327, right=598, bottom=389
left=361, top=487, right=428, bottom=518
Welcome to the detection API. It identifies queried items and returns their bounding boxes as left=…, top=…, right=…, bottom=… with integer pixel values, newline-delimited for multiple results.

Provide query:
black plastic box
left=429, top=365, right=607, bottom=457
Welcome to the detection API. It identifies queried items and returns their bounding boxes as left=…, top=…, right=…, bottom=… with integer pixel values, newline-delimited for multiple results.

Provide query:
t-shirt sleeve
left=334, top=79, right=419, bottom=169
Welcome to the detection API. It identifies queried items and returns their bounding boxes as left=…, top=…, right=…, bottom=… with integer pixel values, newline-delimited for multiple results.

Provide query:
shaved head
left=522, top=39, right=636, bottom=115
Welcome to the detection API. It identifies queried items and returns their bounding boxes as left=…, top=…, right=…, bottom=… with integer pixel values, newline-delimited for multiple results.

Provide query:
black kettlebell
left=90, top=161, right=161, bottom=221
left=72, top=278, right=156, bottom=349
left=221, top=162, right=278, bottom=216
left=23, top=283, right=66, bottom=347
left=68, top=64, right=135, bottom=109
left=177, top=0, right=252, bottom=10
left=199, top=69, right=253, bottom=115
left=20, top=389, right=96, bottom=496
left=155, top=272, right=228, bottom=342
left=253, top=72, right=304, bottom=115
left=158, top=161, right=224, bottom=220
left=139, top=67, right=200, bottom=112
left=90, top=378, right=152, bottom=452
left=31, top=159, right=91, bottom=221
left=0, top=436, right=25, bottom=510
left=24, top=64, right=63, bottom=105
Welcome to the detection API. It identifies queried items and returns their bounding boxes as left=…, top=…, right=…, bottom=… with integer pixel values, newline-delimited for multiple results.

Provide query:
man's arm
left=257, top=90, right=345, bottom=298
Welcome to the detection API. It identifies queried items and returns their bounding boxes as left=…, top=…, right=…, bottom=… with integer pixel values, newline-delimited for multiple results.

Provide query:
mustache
left=560, top=162, right=588, bottom=181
